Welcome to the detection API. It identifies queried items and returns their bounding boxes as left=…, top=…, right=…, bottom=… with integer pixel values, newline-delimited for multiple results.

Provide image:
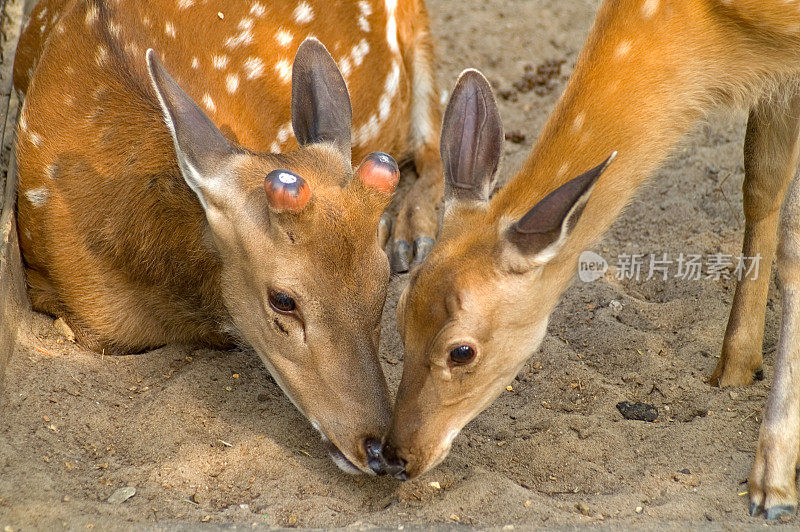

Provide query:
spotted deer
left=381, top=0, right=800, bottom=518
left=13, top=0, right=443, bottom=474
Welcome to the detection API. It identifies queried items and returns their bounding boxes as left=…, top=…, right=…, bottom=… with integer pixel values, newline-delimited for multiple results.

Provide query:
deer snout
left=364, top=437, right=388, bottom=476
left=379, top=442, right=409, bottom=480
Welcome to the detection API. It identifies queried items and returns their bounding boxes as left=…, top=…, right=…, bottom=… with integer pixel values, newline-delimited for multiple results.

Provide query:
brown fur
left=390, top=0, right=800, bottom=513
left=14, top=0, right=440, bottom=474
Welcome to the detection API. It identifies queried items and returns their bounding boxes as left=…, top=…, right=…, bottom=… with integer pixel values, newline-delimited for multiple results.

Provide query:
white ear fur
left=500, top=152, right=616, bottom=272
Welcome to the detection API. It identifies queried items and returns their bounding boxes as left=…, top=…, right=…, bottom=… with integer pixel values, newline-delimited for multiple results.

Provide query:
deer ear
left=146, top=49, right=236, bottom=210
left=291, top=38, right=353, bottom=165
left=506, top=153, right=616, bottom=265
left=440, top=69, right=504, bottom=205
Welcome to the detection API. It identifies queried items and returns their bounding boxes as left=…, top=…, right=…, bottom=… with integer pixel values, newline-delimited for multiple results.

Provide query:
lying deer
left=13, top=0, right=443, bottom=474
left=383, top=0, right=800, bottom=518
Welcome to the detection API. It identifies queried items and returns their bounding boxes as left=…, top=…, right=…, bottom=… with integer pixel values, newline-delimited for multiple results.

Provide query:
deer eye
left=449, top=344, right=476, bottom=365
left=269, top=290, right=296, bottom=313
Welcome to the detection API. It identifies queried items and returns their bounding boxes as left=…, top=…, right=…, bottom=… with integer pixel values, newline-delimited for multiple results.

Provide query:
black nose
left=381, top=443, right=408, bottom=481
left=364, top=438, right=387, bottom=476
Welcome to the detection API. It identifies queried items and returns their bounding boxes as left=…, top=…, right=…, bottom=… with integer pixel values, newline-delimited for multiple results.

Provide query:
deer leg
left=390, top=31, right=444, bottom=273
left=711, top=93, right=800, bottom=387
left=749, top=169, right=800, bottom=520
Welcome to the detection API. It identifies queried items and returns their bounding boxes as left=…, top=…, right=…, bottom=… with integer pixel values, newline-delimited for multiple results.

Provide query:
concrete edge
left=0, top=0, right=32, bottom=390
left=0, top=131, right=26, bottom=390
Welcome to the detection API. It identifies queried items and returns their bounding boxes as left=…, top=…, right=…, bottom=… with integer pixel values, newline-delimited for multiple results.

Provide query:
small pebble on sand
left=107, top=486, right=136, bottom=504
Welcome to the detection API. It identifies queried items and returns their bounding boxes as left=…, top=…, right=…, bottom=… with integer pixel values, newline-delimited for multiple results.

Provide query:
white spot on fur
left=177, top=0, right=194, bottom=9
left=250, top=2, right=266, bottom=17
left=378, top=94, right=393, bottom=122
left=45, top=164, right=57, bottom=179
left=293, top=2, right=314, bottom=24
left=37, top=7, right=48, bottom=20
left=191, top=57, right=199, bottom=69
left=202, top=94, right=216, bottom=112
left=225, top=18, right=254, bottom=48
left=124, top=41, right=141, bottom=58
left=275, top=59, right=292, bottom=83
left=354, top=114, right=379, bottom=146
left=615, top=40, right=631, bottom=58
left=339, top=57, right=352, bottom=78
left=95, top=45, right=109, bottom=66
left=572, top=112, right=585, bottom=132
left=270, top=141, right=281, bottom=153
left=212, top=54, right=229, bottom=70
left=410, top=52, right=435, bottom=148
left=385, top=0, right=400, bottom=54
left=276, top=122, right=293, bottom=143
left=18, top=112, right=27, bottom=132
left=378, top=61, right=401, bottom=121
left=358, top=0, right=372, bottom=32
left=351, top=39, right=369, bottom=67
left=356, top=58, right=403, bottom=146
left=243, top=56, right=265, bottom=79
left=275, top=28, right=293, bottom=47
left=108, top=20, right=121, bottom=38
left=641, top=0, right=659, bottom=18
left=26, top=188, right=48, bottom=207
left=85, top=4, right=98, bottom=25
left=226, top=73, right=239, bottom=93
left=165, top=21, right=176, bottom=38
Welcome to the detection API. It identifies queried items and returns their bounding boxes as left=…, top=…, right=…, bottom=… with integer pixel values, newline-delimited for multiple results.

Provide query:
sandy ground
left=0, top=0, right=789, bottom=529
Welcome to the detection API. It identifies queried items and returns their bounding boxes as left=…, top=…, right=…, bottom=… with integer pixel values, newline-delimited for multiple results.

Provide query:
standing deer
left=13, top=0, right=443, bottom=474
left=382, top=0, right=800, bottom=518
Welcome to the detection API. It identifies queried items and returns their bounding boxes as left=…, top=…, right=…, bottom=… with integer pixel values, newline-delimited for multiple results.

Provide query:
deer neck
left=491, top=0, right=769, bottom=264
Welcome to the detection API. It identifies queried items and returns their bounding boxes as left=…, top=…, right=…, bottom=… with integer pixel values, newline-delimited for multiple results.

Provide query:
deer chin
left=320, top=435, right=363, bottom=475
left=412, top=428, right=460, bottom=479
left=311, top=421, right=374, bottom=475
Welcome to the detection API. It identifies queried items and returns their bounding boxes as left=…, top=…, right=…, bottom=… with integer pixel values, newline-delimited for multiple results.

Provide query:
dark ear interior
left=146, top=49, right=233, bottom=177
left=440, top=69, right=504, bottom=203
left=508, top=153, right=617, bottom=256
left=291, top=38, right=353, bottom=164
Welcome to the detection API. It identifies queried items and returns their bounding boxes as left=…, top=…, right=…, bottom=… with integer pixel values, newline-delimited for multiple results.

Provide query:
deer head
left=382, top=70, right=615, bottom=479
left=147, top=39, right=399, bottom=475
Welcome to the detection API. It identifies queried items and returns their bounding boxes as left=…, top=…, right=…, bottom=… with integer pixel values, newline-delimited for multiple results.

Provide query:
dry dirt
left=0, top=0, right=789, bottom=529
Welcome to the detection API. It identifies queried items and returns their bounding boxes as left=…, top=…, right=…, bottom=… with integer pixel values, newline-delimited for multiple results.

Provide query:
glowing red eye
left=449, top=345, right=476, bottom=365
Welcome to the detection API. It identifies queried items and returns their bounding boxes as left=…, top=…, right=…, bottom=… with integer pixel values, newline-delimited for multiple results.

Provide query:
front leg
left=391, top=142, right=443, bottom=272
left=712, top=92, right=800, bottom=387
left=749, top=173, right=800, bottom=520
left=390, top=25, right=444, bottom=273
